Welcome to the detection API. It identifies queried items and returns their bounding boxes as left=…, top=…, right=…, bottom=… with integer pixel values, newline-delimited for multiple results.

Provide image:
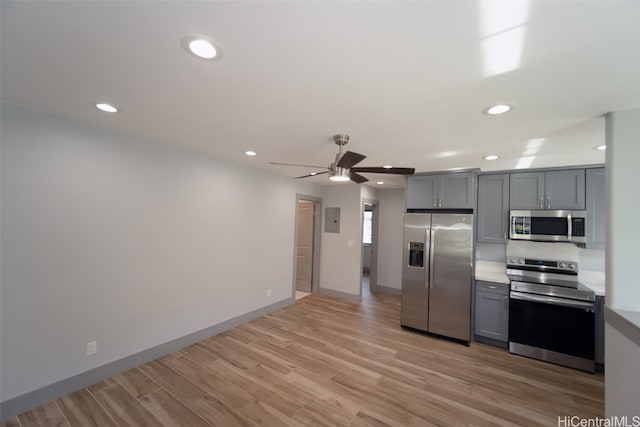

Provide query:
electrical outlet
left=86, top=341, right=97, bottom=356
left=267, top=289, right=272, bottom=297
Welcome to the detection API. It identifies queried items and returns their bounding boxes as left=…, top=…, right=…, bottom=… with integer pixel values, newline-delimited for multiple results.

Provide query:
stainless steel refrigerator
left=401, top=212, right=473, bottom=342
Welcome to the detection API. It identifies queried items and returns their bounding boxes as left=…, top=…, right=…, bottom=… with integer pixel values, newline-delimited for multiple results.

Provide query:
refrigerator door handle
left=428, top=227, right=435, bottom=289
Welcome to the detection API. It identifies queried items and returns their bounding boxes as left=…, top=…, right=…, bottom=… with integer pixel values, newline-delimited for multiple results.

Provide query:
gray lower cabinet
left=595, top=295, right=605, bottom=367
left=474, top=281, right=509, bottom=344
left=406, top=172, right=474, bottom=209
left=477, top=174, right=509, bottom=243
left=510, top=169, right=586, bottom=210
left=586, top=168, right=605, bottom=250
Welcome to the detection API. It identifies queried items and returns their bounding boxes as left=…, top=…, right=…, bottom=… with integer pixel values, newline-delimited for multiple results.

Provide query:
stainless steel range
left=506, top=243, right=595, bottom=372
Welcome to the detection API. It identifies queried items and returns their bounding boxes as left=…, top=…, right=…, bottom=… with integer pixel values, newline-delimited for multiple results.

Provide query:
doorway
left=362, top=201, right=379, bottom=298
left=294, top=196, right=321, bottom=299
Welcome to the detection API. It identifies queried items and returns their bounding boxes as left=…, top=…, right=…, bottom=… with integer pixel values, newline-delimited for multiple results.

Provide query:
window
left=363, top=210, right=372, bottom=244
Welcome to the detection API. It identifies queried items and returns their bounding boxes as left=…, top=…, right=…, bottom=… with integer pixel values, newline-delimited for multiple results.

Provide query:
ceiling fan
left=270, top=134, right=415, bottom=183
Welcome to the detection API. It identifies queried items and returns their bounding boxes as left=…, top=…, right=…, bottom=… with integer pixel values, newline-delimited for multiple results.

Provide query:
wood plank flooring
left=1, top=291, right=604, bottom=426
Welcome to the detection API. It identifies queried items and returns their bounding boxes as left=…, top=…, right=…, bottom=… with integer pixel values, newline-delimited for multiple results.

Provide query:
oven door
left=509, top=291, right=595, bottom=372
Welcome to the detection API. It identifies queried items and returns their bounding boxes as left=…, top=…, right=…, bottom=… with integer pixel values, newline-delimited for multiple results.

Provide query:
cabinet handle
left=547, top=196, right=551, bottom=209
left=487, top=285, right=497, bottom=289
left=438, top=198, right=442, bottom=208
left=433, top=198, right=437, bottom=208
left=539, top=196, right=544, bottom=209
left=504, top=295, right=508, bottom=309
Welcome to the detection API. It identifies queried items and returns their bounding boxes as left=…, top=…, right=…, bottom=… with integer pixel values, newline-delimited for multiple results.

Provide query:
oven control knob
left=559, top=262, right=567, bottom=269
left=568, top=263, right=576, bottom=270
left=508, top=258, right=516, bottom=264
left=518, top=258, right=524, bottom=265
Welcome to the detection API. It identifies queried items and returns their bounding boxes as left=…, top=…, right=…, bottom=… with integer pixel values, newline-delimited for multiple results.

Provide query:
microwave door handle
left=510, top=216, right=515, bottom=239
left=567, top=214, right=572, bottom=240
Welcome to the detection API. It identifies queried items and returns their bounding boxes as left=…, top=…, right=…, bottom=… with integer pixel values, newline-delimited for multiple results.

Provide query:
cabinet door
left=406, top=175, right=438, bottom=209
left=586, top=168, right=605, bottom=250
left=439, top=172, right=474, bottom=209
left=545, top=169, right=586, bottom=210
left=477, top=174, right=509, bottom=243
left=475, top=289, right=509, bottom=342
left=509, top=172, right=545, bottom=209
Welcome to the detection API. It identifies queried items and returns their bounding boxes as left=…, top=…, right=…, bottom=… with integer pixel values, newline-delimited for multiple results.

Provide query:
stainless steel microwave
left=509, top=210, right=587, bottom=244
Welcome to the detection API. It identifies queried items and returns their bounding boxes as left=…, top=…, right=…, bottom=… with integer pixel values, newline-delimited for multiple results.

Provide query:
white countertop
left=579, top=270, right=606, bottom=297
left=475, top=260, right=510, bottom=285
left=475, top=260, right=606, bottom=296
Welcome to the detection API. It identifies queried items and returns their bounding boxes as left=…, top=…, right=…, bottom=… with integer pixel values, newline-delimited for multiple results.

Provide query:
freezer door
left=428, top=214, right=473, bottom=341
left=401, top=213, right=430, bottom=330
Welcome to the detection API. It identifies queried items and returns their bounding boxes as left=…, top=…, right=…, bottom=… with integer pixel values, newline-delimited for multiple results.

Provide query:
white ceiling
left=2, top=1, right=638, bottom=188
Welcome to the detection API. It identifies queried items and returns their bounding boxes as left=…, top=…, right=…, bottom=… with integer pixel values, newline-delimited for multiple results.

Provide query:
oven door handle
left=510, top=291, right=595, bottom=310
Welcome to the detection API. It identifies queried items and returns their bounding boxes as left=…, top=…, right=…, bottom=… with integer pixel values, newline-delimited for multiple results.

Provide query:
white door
left=296, top=200, right=315, bottom=292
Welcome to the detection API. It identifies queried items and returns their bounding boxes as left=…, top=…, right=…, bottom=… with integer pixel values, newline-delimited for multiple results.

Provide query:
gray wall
left=318, top=184, right=363, bottom=297
left=0, top=103, right=324, bottom=402
left=606, top=108, right=640, bottom=310
left=376, top=188, right=405, bottom=291
left=604, top=108, right=640, bottom=417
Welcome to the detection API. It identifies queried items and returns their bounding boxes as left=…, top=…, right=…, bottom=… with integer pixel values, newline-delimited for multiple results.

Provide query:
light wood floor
left=1, top=291, right=604, bottom=426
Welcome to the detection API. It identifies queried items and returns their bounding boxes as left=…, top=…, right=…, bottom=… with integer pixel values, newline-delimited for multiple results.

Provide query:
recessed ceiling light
left=595, top=144, right=606, bottom=151
left=376, top=181, right=385, bottom=185
left=483, top=104, right=513, bottom=115
left=95, top=103, right=117, bottom=113
left=244, top=150, right=257, bottom=156
left=181, top=36, right=223, bottom=61
left=483, top=155, right=500, bottom=160
left=383, top=165, right=392, bottom=169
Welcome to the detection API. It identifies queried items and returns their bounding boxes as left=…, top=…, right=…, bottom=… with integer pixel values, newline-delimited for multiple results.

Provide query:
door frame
left=362, top=198, right=379, bottom=295
left=293, top=194, right=322, bottom=296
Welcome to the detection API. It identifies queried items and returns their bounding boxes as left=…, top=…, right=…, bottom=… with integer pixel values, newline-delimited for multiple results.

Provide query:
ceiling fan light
left=329, top=175, right=351, bottom=182
left=329, top=166, right=351, bottom=182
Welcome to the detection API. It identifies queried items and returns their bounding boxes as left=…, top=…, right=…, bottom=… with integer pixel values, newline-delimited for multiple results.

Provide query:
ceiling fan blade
left=351, top=166, right=415, bottom=175
left=270, top=162, right=327, bottom=169
left=337, top=151, right=366, bottom=168
left=294, top=171, right=328, bottom=179
left=350, top=173, right=369, bottom=184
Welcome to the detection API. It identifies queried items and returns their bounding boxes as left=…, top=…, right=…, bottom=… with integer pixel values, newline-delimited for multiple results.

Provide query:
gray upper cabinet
left=510, top=169, right=585, bottom=210
left=477, top=174, right=509, bottom=243
left=509, top=172, right=545, bottom=210
left=586, top=168, right=605, bottom=250
left=406, top=175, right=438, bottom=209
left=407, top=172, right=474, bottom=210
left=545, top=169, right=586, bottom=210
left=439, top=173, right=475, bottom=209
